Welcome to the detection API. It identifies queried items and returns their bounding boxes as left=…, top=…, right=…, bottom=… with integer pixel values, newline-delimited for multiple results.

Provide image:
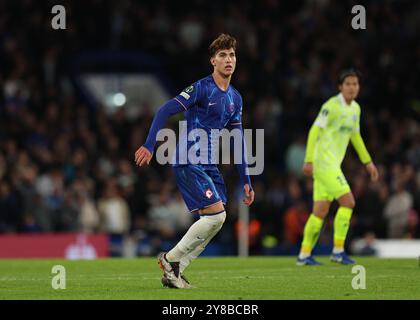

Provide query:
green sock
left=300, top=214, right=323, bottom=258
left=333, top=207, right=353, bottom=253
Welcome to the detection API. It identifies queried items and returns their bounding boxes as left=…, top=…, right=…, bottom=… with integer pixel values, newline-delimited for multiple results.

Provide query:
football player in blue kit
left=135, top=33, right=255, bottom=288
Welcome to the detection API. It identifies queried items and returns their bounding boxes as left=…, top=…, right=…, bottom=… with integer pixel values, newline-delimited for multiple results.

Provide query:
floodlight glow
left=113, top=93, right=126, bottom=106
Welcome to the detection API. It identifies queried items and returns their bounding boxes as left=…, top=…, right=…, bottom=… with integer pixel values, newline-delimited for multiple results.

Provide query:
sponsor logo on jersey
left=228, top=103, right=235, bottom=113
left=339, top=126, right=353, bottom=133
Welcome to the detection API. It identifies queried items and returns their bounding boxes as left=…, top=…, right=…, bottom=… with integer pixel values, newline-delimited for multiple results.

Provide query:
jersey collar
left=210, top=74, right=231, bottom=93
left=338, top=93, right=355, bottom=108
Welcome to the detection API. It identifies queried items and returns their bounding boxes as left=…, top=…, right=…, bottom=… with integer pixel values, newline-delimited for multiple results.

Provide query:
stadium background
left=0, top=0, right=419, bottom=259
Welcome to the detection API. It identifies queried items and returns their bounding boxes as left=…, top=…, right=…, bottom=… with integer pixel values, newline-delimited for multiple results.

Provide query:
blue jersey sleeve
left=226, top=95, right=252, bottom=191
left=235, top=124, right=252, bottom=191
left=143, top=80, right=204, bottom=153
left=173, top=81, right=203, bottom=111
left=143, top=99, right=185, bottom=153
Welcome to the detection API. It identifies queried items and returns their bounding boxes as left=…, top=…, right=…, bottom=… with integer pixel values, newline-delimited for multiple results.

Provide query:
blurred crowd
left=1, top=0, right=419, bottom=256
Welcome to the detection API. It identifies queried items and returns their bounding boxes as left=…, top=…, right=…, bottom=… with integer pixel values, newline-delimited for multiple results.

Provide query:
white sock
left=180, top=220, right=224, bottom=273
left=166, top=212, right=226, bottom=262
left=332, top=247, right=344, bottom=254
left=298, top=252, right=311, bottom=260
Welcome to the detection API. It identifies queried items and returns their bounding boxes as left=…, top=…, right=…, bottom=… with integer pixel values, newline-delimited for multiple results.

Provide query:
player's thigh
left=173, top=165, right=223, bottom=213
left=199, top=168, right=227, bottom=214
left=205, top=167, right=227, bottom=204
left=313, top=176, right=334, bottom=204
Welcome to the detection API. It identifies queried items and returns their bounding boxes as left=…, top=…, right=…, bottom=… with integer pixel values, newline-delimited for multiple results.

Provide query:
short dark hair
left=209, top=33, right=237, bottom=57
left=338, top=68, right=362, bottom=85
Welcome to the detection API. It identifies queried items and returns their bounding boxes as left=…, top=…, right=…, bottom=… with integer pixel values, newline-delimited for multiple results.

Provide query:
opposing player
left=297, top=69, right=379, bottom=266
left=134, top=34, right=254, bottom=287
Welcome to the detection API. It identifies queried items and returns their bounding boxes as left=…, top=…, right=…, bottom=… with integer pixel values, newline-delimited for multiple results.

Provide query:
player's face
left=339, top=76, right=360, bottom=101
left=211, top=48, right=236, bottom=77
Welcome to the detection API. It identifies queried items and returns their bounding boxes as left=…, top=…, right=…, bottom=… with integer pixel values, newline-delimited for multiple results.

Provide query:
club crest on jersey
left=228, top=103, right=235, bottom=113
left=205, top=189, right=213, bottom=199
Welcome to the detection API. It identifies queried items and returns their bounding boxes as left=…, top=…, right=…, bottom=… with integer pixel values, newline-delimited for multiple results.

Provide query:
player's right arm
left=302, top=125, right=321, bottom=176
left=302, top=102, right=331, bottom=176
left=134, top=100, right=184, bottom=166
left=135, top=82, right=201, bottom=167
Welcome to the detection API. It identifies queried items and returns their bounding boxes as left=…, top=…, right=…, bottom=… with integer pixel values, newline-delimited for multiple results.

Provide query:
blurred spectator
left=285, top=134, right=306, bottom=178
left=351, top=173, right=387, bottom=238
left=351, top=232, right=377, bottom=256
left=283, top=200, right=309, bottom=244
left=0, top=180, right=22, bottom=232
left=178, top=13, right=204, bottom=51
left=384, top=178, right=413, bottom=238
left=98, top=179, right=130, bottom=235
left=148, top=188, right=191, bottom=242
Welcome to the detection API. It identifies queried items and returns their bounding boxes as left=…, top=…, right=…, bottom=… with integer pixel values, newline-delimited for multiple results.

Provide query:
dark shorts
left=173, top=165, right=227, bottom=212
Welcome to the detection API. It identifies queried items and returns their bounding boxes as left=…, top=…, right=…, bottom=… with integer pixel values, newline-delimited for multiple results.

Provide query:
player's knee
left=313, top=211, right=327, bottom=220
left=213, top=211, right=226, bottom=226
left=204, top=211, right=226, bottom=228
left=345, top=199, right=355, bottom=209
left=313, top=203, right=330, bottom=219
left=218, top=211, right=226, bottom=225
left=339, top=194, right=355, bottom=209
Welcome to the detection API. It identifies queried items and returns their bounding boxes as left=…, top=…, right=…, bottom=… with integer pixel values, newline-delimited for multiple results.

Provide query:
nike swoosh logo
left=208, top=102, right=217, bottom=106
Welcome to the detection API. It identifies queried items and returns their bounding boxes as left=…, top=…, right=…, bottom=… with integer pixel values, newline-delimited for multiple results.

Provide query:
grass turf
left=0, top=257, right=419, bottom=300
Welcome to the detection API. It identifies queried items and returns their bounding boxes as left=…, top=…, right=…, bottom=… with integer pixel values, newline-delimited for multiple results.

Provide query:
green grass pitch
left=0, top=257, right=419, bottom=300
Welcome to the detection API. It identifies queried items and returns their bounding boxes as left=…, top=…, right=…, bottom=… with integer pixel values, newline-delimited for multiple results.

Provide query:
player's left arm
left=226, top=96, right=254, bottom=206
left=350, top=107, right=379, bottom=182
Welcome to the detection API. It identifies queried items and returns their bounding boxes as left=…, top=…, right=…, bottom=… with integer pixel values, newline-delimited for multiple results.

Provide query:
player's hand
left=243, top=184, right=255, bottom=206
left=134, top=146, right=152, bottom=167
left=302, top=162, right=313, bottom=177
left=366, top=162, right=379, bottom=182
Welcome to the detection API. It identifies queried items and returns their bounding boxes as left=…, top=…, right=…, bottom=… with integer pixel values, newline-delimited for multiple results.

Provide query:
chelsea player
left=135, top=34, right=255, bottom=288
left=297, top=69, right=379, bottom=266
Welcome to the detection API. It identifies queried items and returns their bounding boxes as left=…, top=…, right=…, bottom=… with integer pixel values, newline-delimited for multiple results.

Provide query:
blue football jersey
left=172, top=75, right=243, bottom=166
